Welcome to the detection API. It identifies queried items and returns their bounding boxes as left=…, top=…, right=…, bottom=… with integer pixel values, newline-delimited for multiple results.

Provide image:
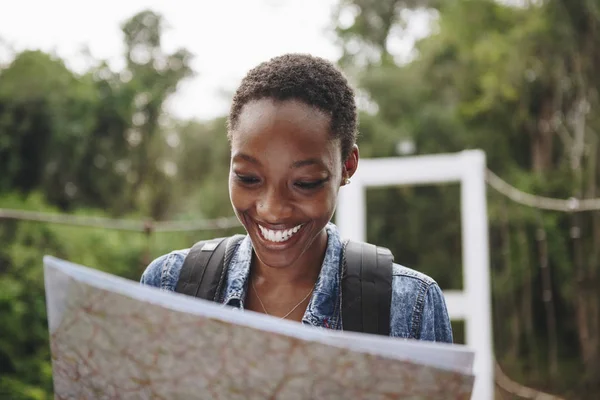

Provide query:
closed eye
left=295, top=178, right=328, bottom=190
left=235, top=174, right=260, bottom=185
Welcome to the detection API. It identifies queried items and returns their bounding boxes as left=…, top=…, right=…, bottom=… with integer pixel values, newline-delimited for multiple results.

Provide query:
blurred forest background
left=1, top=0, right=599, bottom=399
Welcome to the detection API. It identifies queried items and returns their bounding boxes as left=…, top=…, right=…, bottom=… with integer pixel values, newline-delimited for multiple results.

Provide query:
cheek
left=228, top=173, right=340, bottom=218
left=229, top=179, right=249, bottom=211
left=300, top=186, right=339, bottom=218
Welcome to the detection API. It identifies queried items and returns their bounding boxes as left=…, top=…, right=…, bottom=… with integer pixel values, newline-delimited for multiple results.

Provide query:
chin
left=253, top=251, right=302, bottom=269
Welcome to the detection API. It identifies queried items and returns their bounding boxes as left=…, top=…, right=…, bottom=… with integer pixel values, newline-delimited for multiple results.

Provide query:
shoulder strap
left=175, top=235, right=245, bottom=302
left=342, top=240, right=394, bottom=336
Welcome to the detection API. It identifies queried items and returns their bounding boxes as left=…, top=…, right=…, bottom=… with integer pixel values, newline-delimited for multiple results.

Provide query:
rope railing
left=0, top=208, right=241, bottom=232
left=486, top=169, right=600, bottom=212
left=1, top=168, right=599, bottom=233
left=495, top=361, right=566, bottom=399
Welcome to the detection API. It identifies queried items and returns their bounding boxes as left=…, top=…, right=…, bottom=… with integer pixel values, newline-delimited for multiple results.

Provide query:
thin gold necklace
left=250, top=278, right=313, bottom=320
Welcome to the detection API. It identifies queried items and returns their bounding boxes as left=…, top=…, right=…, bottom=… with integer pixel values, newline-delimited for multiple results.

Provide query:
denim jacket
left=141, top=223, right=453, bottom=343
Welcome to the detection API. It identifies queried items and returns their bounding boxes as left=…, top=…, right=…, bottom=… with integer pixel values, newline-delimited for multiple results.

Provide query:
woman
left=141, top=53, right=453, bottom=342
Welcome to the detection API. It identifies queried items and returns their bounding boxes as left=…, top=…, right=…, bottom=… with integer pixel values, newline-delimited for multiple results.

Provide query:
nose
left=256, top=186, right=293, bottom=223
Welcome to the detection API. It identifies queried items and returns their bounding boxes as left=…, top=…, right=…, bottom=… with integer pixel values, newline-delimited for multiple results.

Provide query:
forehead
left=231, top=98, right=341, bottom=163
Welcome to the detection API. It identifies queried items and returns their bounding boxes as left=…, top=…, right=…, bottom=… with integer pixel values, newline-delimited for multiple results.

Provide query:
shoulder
left=390, top=263, right=453, bottom=343
left=140, top=248, right=190, bottom=291
left=390, top=263, right=438, bottom=315
left=392, top=263, right=436, bottom=285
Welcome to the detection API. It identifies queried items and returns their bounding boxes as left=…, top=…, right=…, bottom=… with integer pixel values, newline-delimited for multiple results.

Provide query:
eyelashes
left=235, top=175, right=260, bottom=185
left=294, top=178, right=329, bottom=190
left=234, top=174, right=329, bottom=191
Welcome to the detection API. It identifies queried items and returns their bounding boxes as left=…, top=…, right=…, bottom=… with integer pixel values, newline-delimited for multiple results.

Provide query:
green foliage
left=171, top=117, right=232, bottom=218
left=0, top=51, right=97, bottom=201
left=334, top=0, right=600, bottom=397
left=1, top=2, right=600, bottom=398
left=0, top=10, right=203, bottom=398
left=0, top=192, right=214, bottom=398
left=0, top=10, right=193, bottom=218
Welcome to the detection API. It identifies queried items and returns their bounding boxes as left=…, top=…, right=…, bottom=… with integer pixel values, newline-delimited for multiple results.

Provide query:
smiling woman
left=141, top=53, right=453, bottom=342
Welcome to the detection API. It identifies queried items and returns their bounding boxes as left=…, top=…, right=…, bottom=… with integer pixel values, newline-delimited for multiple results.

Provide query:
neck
left=251, top=228, right=328, bottom=287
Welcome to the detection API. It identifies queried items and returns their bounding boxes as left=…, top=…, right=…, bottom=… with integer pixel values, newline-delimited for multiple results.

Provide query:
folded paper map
left=43, top=256, right=475, bottom=399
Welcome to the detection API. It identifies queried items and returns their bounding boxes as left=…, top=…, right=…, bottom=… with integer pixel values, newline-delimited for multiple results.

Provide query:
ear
left=341, top=145, right=359, bottom=186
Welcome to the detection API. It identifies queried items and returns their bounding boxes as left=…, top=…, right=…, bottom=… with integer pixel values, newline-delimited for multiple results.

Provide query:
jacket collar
left=221, top=222, right=343, bottom=330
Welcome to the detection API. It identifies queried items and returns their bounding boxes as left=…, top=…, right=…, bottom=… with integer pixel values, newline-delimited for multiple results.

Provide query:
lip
left=248, top=217, right=307, bottom=250
left=254, top=220, right=300, bottom=231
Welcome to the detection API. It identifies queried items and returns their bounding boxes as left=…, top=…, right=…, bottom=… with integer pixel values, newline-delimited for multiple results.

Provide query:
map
left=44, top=256, right=475, bottom=399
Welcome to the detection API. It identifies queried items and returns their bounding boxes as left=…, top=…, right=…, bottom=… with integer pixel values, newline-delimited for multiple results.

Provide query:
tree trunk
left=571, top=212, right=592, bottom=368
left=567, top=87, right=599, bottom=381
left=569, top=150, right=600, bottom=385
left=531, top=97, right=559, bottom=376
left=500, top=199, right=521, bottom=362
left=587, top=137, right=599, bottom=379
left=536, top=222, right=559, bottom=378
left=531, top=100, right=555, bottom=173
left=518, top=225, right=537, bottom=371
left=585, top=211, right=600, bottom=385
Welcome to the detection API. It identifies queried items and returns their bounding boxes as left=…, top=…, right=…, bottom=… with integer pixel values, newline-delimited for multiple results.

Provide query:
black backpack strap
left=175, top=235, right=245, bottom=301
left=342, top=240, right=394, bottom=335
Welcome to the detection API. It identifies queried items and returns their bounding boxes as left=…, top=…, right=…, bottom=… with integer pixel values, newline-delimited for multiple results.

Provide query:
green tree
left=119, top=10, right=194, bottom=219
left=333, top=0, right=600, bottom=396
left=0, top=9, right=199, bottom=398
left=0, top=10, right=193, bottom=218
left=0, top=51, right=98, bottom=208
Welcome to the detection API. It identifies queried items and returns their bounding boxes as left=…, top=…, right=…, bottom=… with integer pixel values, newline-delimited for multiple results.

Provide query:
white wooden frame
left=336, top=150, right=493, bottom=400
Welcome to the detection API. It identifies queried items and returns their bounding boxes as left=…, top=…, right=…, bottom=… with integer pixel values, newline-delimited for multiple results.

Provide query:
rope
left=495, top=361, right=566, bottom=399
left=1, top=168, right=599, bottom=233
left=0, top=208, right=240, bottom=232
left=486, top=170, right=600, bottom=212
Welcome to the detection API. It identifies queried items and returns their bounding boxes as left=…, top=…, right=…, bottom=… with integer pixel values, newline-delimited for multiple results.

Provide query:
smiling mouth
left=257, top=223, right=304, bottom=243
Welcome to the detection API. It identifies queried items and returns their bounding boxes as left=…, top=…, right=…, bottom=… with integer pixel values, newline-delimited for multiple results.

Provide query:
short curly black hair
left=227, top=53, right=357, bottom=160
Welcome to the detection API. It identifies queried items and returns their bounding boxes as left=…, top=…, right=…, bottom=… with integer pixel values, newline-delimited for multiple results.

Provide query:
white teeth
left=258, top=224, right=303, bottom=243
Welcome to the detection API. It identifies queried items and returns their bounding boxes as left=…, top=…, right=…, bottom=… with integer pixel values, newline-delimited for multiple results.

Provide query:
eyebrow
left=232, top=153, right=260, bottom=165
left=232, top=153, right=325, bottom=169
left=291, top=158, right=323, bottom=169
